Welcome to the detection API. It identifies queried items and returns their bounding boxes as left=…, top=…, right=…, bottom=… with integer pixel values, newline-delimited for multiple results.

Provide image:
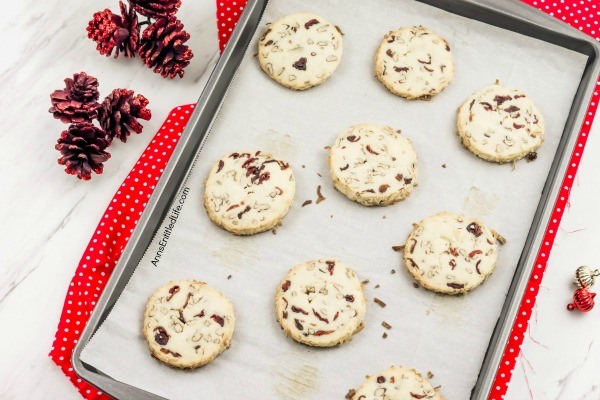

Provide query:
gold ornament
left=573, top=266, right=600, bottom=288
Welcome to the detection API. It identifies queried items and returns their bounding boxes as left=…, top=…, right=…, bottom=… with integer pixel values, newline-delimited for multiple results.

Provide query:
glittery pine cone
left=49, top=72, right=101, bottom=124
left=128, top=0, right=181, bottom=19
left=98, top=88, right=152, bottom=143
left=87, top=2, right=140, bottom=58
left=138, top=16, right=193, bottom=79
left=55, top=122, right=111, bottom=180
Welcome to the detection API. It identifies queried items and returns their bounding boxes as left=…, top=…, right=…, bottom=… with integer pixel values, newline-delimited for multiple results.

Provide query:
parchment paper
left=80, top=0, right=588, bottom=398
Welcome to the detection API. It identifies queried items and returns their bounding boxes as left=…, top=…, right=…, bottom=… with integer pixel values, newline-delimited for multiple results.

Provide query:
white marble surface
left=0, top=1, right=599, bottom=399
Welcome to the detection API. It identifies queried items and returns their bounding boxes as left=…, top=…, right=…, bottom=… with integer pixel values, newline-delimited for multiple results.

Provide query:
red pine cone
left=49, top=72, right=101, bottom=124
left=87, top=2, right=140, bottom=58
left=128, top=0, right=181, bottom=18
left=98, top=89, right=152, bottom=143
left=55, top=122, right=111, bottom=180
left=138, top=16, right=194, bottom=79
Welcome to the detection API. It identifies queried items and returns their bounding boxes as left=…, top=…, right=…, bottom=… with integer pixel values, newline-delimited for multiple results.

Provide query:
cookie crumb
left=335, top=25, right=345, bottom=36
left=382, top=215, right=386, bottom=219
left=316, top=185, right=326, bottom=204
left=374, top=298, right=387, bottom=308
left=413, top=282, right=419, bottom=289
left=392, top=245, right=405, bottom=252
left=361, top=279, right=370, bottom=285
left=301, top=164, right=306, bottom=168
left=442, top=163, right=447, bottom=168
left=253, top=53, right=258, bottom=58
left=227, top=275, right=232, bottom=280
left=272, top=229, right=277, bottom=235
left=345, top=389, right=356, bottom=400
left=382, top=321, right=392, bottom=330
left=330, top=215, right=333, bottom=218
left=382, top=332, right=388, bottom=339
left=391, top=269, right=396, bottom=274
left=324, top=146, right=331, bottom=150
left=427, top=371, right=434, bottom=379
left=317, top=172, right=322, bottom=177
left=374, top=284, right=380, bottom=289
left=492, top=230, right=507, bottom=245
left=525, top=152, right=538, bottom=162
left=302, top=200, right=312, bottom=207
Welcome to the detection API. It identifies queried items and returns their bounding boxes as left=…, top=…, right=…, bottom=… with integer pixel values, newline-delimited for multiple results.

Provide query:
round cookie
left=404, top=212, right=499, bottom=294
left=457, top=84, right=544, bottom=163
left=275, top=259, right=366, bottom=347
left=329, top=124, right=418, bottom=207
left=351, top=366, right=442, bottom=400
left=143, top=280, right=235, bottom=369
left=375, top=26, right=455, bottom=100
left=258, top=13, right=343, bottom=90
left=203, top=151, right=295, bottom=235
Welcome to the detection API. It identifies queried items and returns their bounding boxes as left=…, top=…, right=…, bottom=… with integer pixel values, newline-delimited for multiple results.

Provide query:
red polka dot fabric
left=50, top=1, right=600, bottom=399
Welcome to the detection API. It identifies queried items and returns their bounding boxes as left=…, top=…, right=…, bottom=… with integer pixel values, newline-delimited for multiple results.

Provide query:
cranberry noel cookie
left=375, top=26, right=455, bottom=100
left=275, top=259, right=366, bottom=347
left=329, top=124, right=418, bottom=207
left=258, top=13, right=343, bottom=90
left=143, top=280, right=235, bottom=369
left=203, top=151, right=295, bottom=235
left=457, top=84, right=545, bottom=163
left=404, top=212, right=501, bottom=294
left=351, top=366, right=443, bottom=400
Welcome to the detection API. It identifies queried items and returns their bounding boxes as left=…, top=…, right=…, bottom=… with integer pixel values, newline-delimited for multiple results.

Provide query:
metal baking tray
left=73, top=0, right=600, bottom=398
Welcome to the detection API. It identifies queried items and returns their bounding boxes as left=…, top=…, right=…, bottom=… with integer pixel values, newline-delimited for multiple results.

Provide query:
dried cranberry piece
left=304, top=19, right=319, bottom=29
left=379, top=184, right=390, bottom=193
left=410, top=393, right=427, bottom=399
left=326, top=260, right=335, bottom=275
left=525, top=152, right=538, bottom=162
left=476, top=260, right=482, bottom=274
left=166, top=285, right=180, bottom=301
left=394, top=66, right=409, bottom=72
left=340, top=164, right=349, bottom=171
left=211, top=314, right=225, bottom=327
left=265, top=39, right=273, bottom=46
left=154, top=326, right=169, bottom=345
left=505, top=105, right=520, bottom=113
left=216, top=160, right=224, bottom=173
left=423, top=65, right=434, bottom=72
left=282, top=280, right=291, bottom=292
left=183, top=292, right=193, bottom=308
left=377, top=376, right=386, bottom=384
left=312, top=309, right=329, bottom=324
left=314, top=330, right=335, bottom=336
left=404, top=178, right=413, bottom=184
left=466, top=222, right=483, bottom=237
left=417, top=54, right=432, bottom=64
left=347, top=135, right=360, bottom=142
left=386, top=49, right=393, bottom=58
left=449, top=259, right=456, bottom=270
left=237, top=205, right=251, bottom=219
left=194, top=309, right=205, bottom=318
left=291, top=306, right=308, bottom=315
left=366, top=145, right=379, bottom=155
left=159, top=348, right=181, bottom=357
left=292, top=57, right=307, bottom=71
left=494, top=95, right=512, bottom=105
left=480, top=102, right=493, bottom=111
left=513, top=123, right=525, bottom=129
left=447, top=282, right=465, bottom=289
left=469, top=249, right=483, bottom=258
left=294, top=318, right=304, bottom=330
left=345, top=295, right=354, bottom=302
left=449, top=247, right=459, bottom=257
left=333, top=311, right=339, bottom=321
left=395, top=173, right=403, bottom=182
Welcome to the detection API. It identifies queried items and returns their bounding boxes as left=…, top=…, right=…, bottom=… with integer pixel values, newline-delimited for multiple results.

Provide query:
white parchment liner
left=81, top=0, right=588, bottom=398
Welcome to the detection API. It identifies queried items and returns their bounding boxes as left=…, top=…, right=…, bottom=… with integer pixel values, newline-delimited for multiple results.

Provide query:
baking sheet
left=80, top=0, right=588, bottom=398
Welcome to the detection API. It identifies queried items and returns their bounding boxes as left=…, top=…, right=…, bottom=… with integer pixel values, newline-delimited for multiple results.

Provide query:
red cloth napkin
left=50, top=1, right=599, bottom=399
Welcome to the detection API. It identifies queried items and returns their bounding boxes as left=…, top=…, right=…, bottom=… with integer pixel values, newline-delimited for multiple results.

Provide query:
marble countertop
left=1, top=1, right=598, bottom=399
